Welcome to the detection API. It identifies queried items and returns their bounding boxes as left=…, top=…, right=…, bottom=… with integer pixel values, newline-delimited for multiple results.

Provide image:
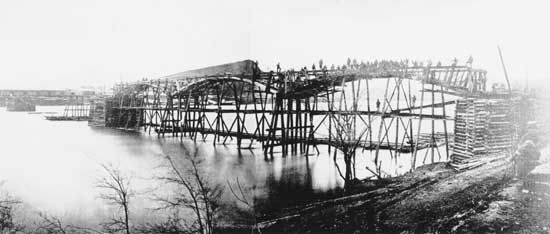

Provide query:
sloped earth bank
left=255, top=146, right=550, bottom=234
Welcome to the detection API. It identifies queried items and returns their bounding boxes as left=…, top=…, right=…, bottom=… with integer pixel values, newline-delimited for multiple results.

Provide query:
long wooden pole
left=412, top=81, right=426, bottom=170
left=497, top=46, right=513, bottom=95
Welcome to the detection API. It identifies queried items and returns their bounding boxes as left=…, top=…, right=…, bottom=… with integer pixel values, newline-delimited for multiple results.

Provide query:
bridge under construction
left=89, top=58, right=526, bottom=171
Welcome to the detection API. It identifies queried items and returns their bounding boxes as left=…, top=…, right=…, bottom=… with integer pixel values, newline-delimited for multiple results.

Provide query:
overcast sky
left=0, top=0, right=548, bottom=90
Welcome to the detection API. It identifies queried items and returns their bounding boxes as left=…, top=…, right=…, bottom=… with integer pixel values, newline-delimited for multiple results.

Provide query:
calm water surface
left=0, top=106, right=348, bottom=221
left=0, top=104, right=441, bottom=224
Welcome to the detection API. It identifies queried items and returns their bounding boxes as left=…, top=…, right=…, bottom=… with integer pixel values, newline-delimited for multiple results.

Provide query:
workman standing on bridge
left=376, top=99, right=381, bottom=112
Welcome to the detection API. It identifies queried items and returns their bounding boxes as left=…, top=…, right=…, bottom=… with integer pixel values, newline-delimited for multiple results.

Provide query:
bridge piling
left=96, top=59, right=520, bottom=176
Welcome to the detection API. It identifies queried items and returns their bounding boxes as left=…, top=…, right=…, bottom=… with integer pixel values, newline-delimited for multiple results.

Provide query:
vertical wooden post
left=395, top=78, right=400, bottom=160
left=412, top=81, right=425, bottom=170
left=440, top=84, right=450, bottom=160
left=289, top=98, right=295, bottom=154
left=328, top=81, right=334, bottom=153
left=430, top=82, right=435, bottom=163
left=375, top=78, right=391, bottom=166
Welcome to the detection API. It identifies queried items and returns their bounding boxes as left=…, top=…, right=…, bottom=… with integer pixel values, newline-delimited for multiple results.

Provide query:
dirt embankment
left=253, top=99, right=550, bottom=233
left=259, top=158, right=516, bottom=234
left=257, top=138, right=550, bottom=234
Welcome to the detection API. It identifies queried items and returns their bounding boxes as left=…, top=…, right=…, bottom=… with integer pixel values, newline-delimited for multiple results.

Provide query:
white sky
left=0, top=0, right=548, bottom=90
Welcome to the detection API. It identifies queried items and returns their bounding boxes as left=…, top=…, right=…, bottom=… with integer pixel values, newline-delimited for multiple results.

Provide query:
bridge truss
left=105, top=59, right=488, bottom=170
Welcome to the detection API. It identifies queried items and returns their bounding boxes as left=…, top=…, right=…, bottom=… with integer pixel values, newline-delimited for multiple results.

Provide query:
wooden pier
left=46, top=95, right=91, bottom=121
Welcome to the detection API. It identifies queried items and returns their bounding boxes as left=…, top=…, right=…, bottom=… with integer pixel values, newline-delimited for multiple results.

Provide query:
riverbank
left=253, top=145, right=550, bottom=233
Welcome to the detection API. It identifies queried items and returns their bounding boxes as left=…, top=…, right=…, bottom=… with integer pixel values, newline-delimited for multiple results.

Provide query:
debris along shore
left=256, top=140, right=548, bottom=233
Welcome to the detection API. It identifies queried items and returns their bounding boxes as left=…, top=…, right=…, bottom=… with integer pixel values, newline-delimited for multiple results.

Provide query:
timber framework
left=90, top=58, right=524, bottom=170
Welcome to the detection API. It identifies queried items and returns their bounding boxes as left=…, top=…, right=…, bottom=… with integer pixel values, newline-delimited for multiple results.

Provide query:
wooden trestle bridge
left=99, top=58, right=490, bottom=168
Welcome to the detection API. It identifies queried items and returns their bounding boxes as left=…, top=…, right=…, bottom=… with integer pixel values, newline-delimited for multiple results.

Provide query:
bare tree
left=35, top=212, right=67, bottom=234
left=135, top=212, right=192, bottom=234
left=227, top=178, right=260, bottom=234
left=0, top=195, right=23, bottom=233
left=35, top=212, right=101, bottom=234
left=331, top=113, right=373, bottom=186
left=0, top=182, right=24, bottom=233
left=152, top=155, right=223, bottom=234
left=96, top=164, right=132, bottom=234
left=329, top=78, right=382, bottom=187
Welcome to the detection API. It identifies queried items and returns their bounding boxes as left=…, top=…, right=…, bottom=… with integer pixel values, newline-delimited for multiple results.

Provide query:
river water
left=0, top=106, right=344, bottom=224
left=0, top=103, right=444, bottom=226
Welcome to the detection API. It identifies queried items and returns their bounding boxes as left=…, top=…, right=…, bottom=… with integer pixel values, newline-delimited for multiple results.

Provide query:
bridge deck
left=146, top=126, right=448, bottom=153
left=102, top=59, right=489, bottom=164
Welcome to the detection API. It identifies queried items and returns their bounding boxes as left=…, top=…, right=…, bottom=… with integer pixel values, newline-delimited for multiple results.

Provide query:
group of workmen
left=285, top=57, right=473, bottom=74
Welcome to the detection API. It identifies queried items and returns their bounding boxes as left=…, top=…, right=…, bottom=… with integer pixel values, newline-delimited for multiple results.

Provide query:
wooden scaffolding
left=93, top=58, right=491, bottom=170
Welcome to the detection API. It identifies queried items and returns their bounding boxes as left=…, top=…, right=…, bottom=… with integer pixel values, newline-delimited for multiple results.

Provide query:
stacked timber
left=486, top=100, right=514, bottom=154
left=102, top=97, right=142, bottom=129
left=104, top=98, right=119, bottom=127
left=451, top=98, right=516, bottom=170
left=88, top=99, right=106, bottom=127
left=452, top=99, right=487, bottom=162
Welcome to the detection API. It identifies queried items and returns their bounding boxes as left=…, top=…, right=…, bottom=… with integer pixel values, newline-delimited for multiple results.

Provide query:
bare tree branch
left=151, top=154, right=223, bottom=234
left=227, top=178, right=261, bottom=234
left=96, top=164, right=132, bottom=234
left=0, top=182, right=24, bottom=233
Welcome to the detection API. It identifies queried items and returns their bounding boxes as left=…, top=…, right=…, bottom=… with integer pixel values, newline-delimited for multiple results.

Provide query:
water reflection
left=0, top=106, right=444, bottom=223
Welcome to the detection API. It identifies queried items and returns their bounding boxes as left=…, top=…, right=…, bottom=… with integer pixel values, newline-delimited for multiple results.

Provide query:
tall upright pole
left=497, top=46, right=512, bottom=95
